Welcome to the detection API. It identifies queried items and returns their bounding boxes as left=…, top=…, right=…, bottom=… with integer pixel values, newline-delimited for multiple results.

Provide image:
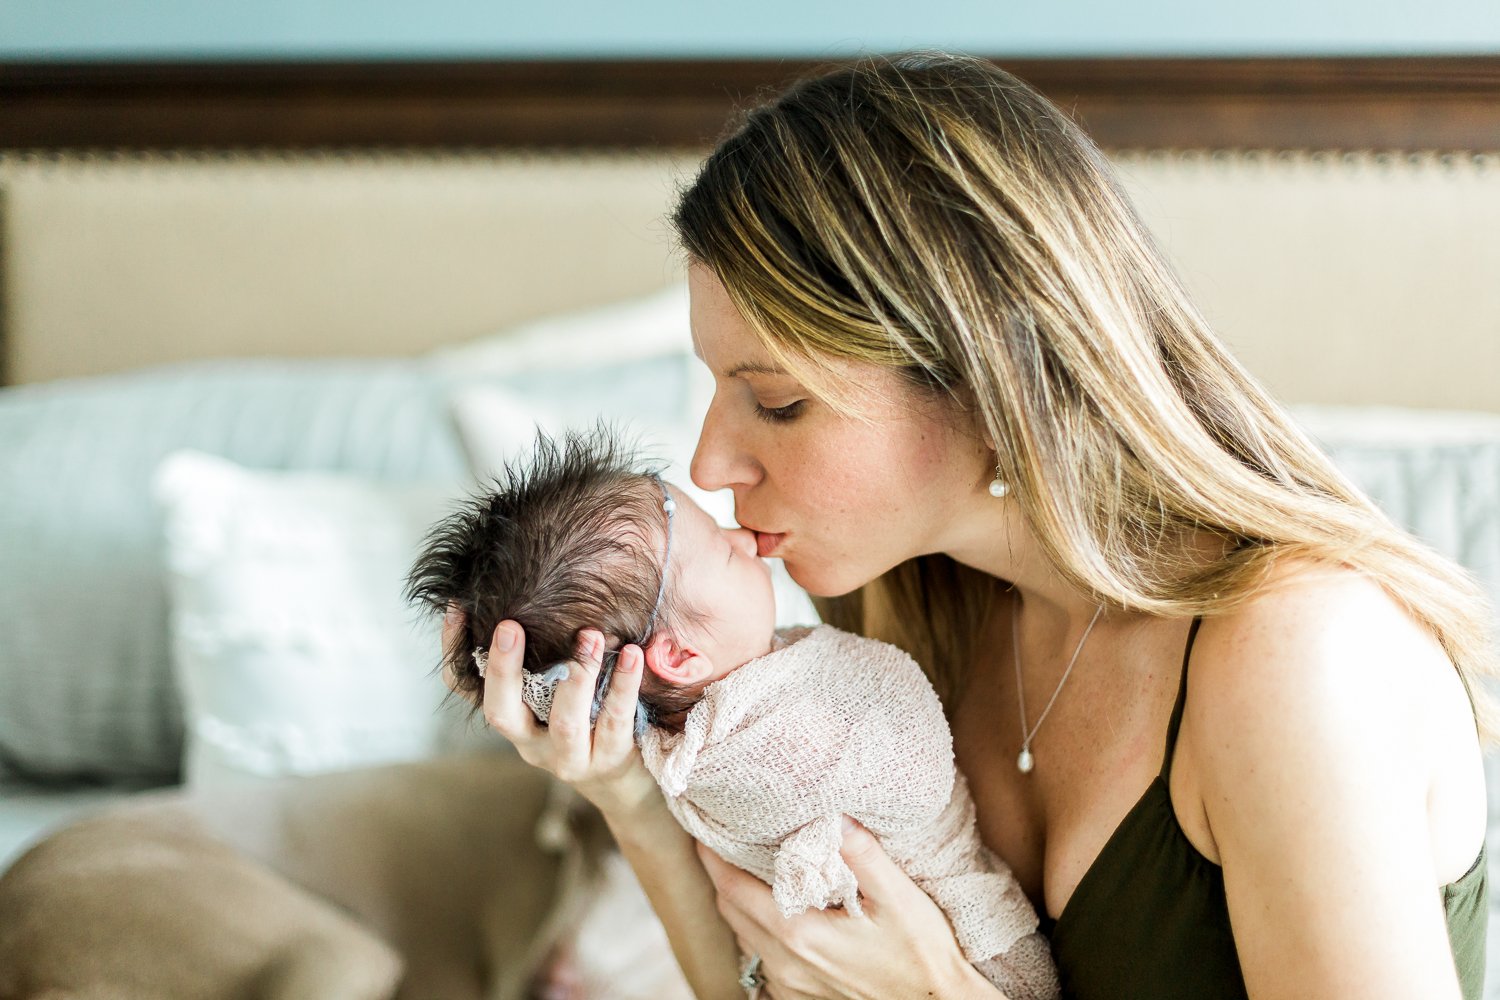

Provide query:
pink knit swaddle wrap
left=637, top=625, right=1060, bottom=1000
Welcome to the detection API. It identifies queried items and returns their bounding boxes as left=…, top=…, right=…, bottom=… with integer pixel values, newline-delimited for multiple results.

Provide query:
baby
left=406, top=428, right=1059, bottom=1000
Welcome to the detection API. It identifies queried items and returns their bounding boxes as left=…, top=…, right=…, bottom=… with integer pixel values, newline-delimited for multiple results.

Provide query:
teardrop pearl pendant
left=1012, top=601, right=1104, bottom=778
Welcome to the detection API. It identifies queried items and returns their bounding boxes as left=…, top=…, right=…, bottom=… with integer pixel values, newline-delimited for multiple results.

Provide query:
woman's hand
left=442, top=609, right=660, bottom=820
left=698, top=819, right=995, bottom=1000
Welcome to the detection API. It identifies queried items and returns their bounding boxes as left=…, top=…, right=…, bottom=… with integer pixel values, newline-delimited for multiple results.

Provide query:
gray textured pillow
left=0, top=360, right=468, bottom=783
left=1291, top=405, right=1500, bottom=610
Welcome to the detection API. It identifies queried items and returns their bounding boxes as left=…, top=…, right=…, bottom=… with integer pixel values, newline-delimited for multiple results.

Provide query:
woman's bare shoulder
left=1190, top=557, right=1450, bottom=710
left=1182, top=560, right=1452, bottom=740
left=1180, top=556, right=1475, bottom=854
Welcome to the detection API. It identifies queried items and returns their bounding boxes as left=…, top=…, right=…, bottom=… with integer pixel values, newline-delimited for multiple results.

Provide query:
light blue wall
left=3, top=0, right=1498, bottom=60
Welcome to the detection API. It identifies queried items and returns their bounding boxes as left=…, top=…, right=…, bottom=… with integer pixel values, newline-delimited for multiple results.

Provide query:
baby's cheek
left=756, top=573, right=779, bottom=629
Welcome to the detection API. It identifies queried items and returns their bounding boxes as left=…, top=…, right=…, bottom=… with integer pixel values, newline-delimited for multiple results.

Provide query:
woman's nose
left=690, top=400, right=757, bottom=493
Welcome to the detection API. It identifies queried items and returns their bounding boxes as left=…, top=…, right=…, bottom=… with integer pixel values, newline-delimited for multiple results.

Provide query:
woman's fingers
left=592, top=643, right=645, bottom=760
left=696, top=839, right=730, bottom=884
left=836, top=817, right=896, bottom=914
left=546, top=629, right=605, bottom=780
left=697, top=845, right=761, bottom=944
left=697, top=843, right=775, bottom=935
left=479, top=620, right=545, bottom=744
left=698, top=845, right=819, bottom=1000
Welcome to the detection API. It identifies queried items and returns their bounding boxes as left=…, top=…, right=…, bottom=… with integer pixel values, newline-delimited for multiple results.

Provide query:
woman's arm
left=1186, top=571, right=1484, bottom=999
left=454, top=614, right=742, bottom=1000
left=605, top=791, right=743, bottom=1000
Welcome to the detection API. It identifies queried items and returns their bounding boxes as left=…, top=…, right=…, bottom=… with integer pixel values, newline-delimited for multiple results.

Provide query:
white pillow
left=427, top=282, right=693, bottom=377
left=429, top=280, right=715, bottom=467
left=446, top=383, right=563, bottom=481
left=154, top=450, right=473, bottom=787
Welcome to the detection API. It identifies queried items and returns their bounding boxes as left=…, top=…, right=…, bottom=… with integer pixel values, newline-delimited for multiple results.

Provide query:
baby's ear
left=643, top=633, right=715, bottom=685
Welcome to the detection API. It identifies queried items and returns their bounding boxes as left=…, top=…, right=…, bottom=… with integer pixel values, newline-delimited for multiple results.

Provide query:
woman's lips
left=754, top=531, right=786, bottom=558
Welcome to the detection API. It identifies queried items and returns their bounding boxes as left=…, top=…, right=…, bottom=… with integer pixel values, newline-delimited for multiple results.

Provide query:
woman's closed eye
left=752, top=399, right=806, bottom=424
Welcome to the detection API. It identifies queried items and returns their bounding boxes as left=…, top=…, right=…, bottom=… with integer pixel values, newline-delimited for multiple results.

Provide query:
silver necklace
left=1012, top=599, right=1104, bottom=774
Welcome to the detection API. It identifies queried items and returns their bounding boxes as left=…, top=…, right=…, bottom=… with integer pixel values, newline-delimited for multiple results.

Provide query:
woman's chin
left=781, top=558, right=867, bottom=600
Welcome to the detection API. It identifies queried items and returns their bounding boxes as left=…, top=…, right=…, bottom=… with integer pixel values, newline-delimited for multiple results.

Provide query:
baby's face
left=665, top=485, right=777, bottom=676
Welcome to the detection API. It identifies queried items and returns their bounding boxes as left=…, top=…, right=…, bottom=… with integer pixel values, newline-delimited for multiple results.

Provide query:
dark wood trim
left=2, top=56, right=1499, bottom=152
left=0, top=184, right=9, bottom=387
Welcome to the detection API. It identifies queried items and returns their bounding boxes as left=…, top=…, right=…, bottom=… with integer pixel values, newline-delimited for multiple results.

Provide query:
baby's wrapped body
left=638, top=624, right=1060, bottom=1000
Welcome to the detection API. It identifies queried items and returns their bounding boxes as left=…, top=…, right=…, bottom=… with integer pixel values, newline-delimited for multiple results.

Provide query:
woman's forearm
left=604, top=793, right=743, bottom=1000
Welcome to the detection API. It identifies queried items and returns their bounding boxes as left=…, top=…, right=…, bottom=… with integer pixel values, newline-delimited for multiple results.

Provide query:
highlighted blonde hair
left=672, top=52, right=1499, bottom=738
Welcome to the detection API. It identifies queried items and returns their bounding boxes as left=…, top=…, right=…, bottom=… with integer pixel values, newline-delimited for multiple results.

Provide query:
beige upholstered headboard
left=3, top=57, right=1498, bottom=412
left=1111, top=150, right=1500, bottom=413
left=0, top=150, right=701, bottom=383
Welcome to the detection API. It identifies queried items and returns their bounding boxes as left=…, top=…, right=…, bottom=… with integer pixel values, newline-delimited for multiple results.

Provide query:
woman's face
left=687, top=264, right=992, bottom=597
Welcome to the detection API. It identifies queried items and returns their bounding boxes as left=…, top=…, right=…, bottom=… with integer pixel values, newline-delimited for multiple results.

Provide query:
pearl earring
left=988, top=465, right=1009, bottom=499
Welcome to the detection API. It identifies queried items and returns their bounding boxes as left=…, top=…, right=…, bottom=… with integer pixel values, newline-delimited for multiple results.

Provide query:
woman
left=452, top=53, right=1493, bottom=998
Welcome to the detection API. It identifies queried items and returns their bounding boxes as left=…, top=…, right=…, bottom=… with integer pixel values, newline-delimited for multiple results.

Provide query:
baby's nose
left=727, top=527, right=758, bottom=556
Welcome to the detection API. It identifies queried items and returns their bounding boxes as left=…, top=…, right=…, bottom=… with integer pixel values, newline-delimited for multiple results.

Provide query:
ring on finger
left=738, top=953, right=766, bottom=998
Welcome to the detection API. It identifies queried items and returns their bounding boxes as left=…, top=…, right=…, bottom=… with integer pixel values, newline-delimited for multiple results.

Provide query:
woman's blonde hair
left=671, top=52, right=1500, bottom=739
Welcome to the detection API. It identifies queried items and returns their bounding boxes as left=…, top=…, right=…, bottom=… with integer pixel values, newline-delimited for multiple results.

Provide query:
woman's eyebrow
left=725, top=362, right=788, bottom=379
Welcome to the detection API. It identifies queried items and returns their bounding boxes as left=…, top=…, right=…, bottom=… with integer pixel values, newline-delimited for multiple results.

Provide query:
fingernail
left=444, top=605, right=460, bottom=624
left=842, top=816, right=858, bottom=834
left=496, top=623, right=517, bottom=652
left=619, top=646, right=640, bottom=673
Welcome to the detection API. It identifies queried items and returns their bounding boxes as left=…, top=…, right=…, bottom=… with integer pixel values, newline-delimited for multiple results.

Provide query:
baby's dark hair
left=405, top=425, right=709, bottom=730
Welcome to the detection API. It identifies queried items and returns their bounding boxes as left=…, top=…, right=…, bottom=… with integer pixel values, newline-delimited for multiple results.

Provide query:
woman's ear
left=643, top=633, right=715, bottom=685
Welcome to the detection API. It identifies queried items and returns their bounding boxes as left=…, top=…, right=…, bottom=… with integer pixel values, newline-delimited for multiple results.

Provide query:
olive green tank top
left=1042, top=618, right=1488, bottom=999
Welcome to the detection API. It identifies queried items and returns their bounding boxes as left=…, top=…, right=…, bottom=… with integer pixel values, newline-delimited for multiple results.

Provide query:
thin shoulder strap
left=1453, top=660, right=1483, bottom=739
left=1159, top=617, right=1204, bottom=780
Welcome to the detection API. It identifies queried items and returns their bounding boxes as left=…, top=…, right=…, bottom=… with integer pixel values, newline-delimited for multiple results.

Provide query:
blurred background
left=5, top=0, right=1500, bottom=59
left=1, top=2, right=1499, bottom=992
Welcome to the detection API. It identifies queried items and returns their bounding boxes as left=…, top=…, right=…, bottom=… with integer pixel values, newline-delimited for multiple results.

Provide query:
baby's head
left=406, top=428, right=776, bottom=731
